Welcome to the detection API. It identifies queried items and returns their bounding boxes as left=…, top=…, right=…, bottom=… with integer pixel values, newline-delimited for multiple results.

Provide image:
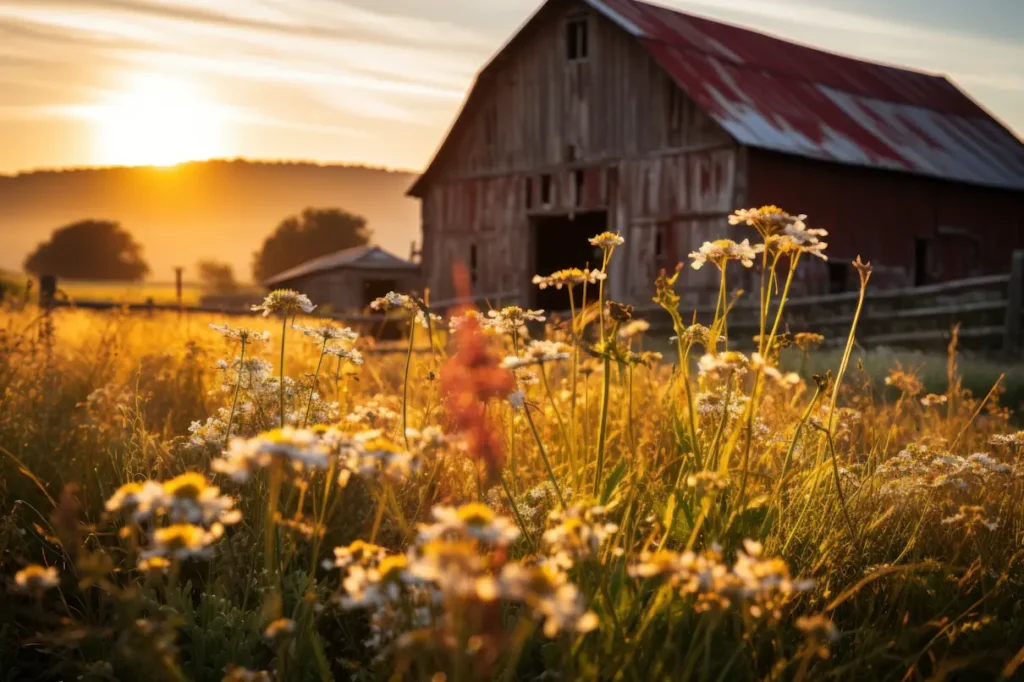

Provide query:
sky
left=0, top=0, right=1022, bottom=174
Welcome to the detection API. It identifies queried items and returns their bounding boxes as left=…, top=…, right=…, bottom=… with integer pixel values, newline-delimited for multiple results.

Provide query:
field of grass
left=3, top=209, right=1024, bottom=682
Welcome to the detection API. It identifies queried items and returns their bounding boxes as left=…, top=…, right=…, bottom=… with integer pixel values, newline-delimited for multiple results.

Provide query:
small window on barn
left=573, top=169, right=584, bottom=207
left=655, top=226, right=666, bottom=259
left=469, top=244, right=479, bottom=286
left=566, top=17, right=588, bottom=61
left=525, top=177, right=533, bottom=209
left=540, top=174, right=553, bottom=206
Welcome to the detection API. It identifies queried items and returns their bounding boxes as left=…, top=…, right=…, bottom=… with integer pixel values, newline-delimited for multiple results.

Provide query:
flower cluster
left=589, top=231, right=625, bottom=249
left=370, top=291, right=440, bottom=328
left=532, top=268, right=606, bottom=290
left=543, top=504, right=619, bottom=569
left=689, top=239, right=758, bottom=270
left=209, top=323, right=270, bottom=344
left=697, top=351, right=750, bottom=380
left=251, top=289, right=316, bottom=317
left=502, top=340, right=572, bottom=369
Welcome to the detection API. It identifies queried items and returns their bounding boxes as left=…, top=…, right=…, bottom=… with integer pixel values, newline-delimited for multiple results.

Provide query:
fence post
left=39, top=275, right=57, bottom=309
left=1003, top=250, right=1024, bottom=355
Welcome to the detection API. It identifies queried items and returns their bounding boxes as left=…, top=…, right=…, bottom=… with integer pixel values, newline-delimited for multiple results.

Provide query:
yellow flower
left=15, top=564, right=59, bottom=592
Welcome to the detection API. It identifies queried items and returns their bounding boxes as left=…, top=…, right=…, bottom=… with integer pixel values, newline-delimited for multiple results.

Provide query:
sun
left=96, top=74, right=226, bottom=167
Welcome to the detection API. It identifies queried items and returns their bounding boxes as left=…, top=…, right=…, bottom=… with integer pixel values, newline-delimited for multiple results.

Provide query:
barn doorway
left=532, top=211, right=607, bottom=311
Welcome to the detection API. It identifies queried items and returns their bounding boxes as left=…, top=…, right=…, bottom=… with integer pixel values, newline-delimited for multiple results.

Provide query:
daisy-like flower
left=143, top=523, right=224, bottom=561
left=251, top=289, right=316, bottom=317
left=292, top=323, right=358, bottom=344
left=418, top=503, right=521, bottom=546
left=137, top=557, right=171, bottom=574
left=212, top=428, right=330, bottom=482
left=369, top=291, right=414, bottom=311
left=326, top=346, right=364, bottom=365
left=921, top=393, right=948, bottom=407
left=496, top=563, right=598, bottom=637
left=340, top=553, right=411, bottom=609
left=161, top=472, right=242, bottom=526
left=728, top=205, right=806, bottom=238
left=698, top=351, right=749, bottom=379
left=331, top=539, right=389, bottom=570
left=766, top=223, right=829, bottom=260
left=508, top=390, right=526, bottom=410
left=532, top=268, right=606, bottom=290
left=208, top=324, right=270, bottom=344
left=750, top=353, right=801, bottom=389
left=15, top=564, right=59, bottom=592
left=543, top=504, right=619, bottom=569
left=689, top=239, right=759, bottom=270
left=105, top=480, right=166, bottom=522
left=484, top=307, right=546, bottom=335
left=502, top=340, right=571, bottom=369
left=589, top=231, right=625, bottom=249
left=989, top=432, right=1024, bottom=447
left=793, top=332, right=825, bottom=352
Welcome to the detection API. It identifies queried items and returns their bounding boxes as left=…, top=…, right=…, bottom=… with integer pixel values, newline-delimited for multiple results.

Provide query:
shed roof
left=264, top=245, right=418, bottom=287
left=411, top=0, right=1024, bottom=195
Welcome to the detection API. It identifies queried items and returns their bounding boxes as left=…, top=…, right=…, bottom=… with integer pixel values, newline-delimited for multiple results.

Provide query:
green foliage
left=252, top=208, right=371, bottom=283
left=23, top=220, right=150, bottom=281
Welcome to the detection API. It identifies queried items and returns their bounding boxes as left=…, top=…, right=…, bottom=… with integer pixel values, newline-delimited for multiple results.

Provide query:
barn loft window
left=566, top=17, right=588, bottom=61
left=573, top=169, right=584, bottom=207
left=469, top=244, right=479, bottom=285
left=540, top=174, right=553, bottom=206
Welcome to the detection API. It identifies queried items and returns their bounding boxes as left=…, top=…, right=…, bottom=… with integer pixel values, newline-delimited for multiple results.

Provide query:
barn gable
left=413, top=0, right=1024, bottom=195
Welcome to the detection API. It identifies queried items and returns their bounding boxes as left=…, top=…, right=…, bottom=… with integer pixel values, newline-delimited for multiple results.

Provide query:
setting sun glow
left=95, top=74, right=225, bottom=167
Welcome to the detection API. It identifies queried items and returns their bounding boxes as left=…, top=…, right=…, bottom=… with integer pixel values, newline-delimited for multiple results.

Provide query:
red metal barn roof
left=587, top=0, right=1024, bottom=190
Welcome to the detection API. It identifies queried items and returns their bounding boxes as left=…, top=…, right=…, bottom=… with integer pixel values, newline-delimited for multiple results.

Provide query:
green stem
left=402, top=321, right=415, bottom=449
left=524, top=406, right=567, bottom=509
left=279, top=317, right=287, bottom=429
left=223, top=339, right=246, bottom=449
left=593, top=355, right=611, bottom=497
left=302, top=338, right=328, bottom=428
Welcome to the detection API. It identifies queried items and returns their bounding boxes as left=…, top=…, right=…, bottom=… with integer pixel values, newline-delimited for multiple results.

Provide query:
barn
left=409, top=0, right=1024, bottom=310
left=263, top=245, right=421, bottom=313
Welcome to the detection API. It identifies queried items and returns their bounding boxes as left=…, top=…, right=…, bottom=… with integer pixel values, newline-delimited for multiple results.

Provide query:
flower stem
left=593, top=355, right=611, bottom=497
left=279, top=317, right=287, bottom=429
left=524, top=405, right=567, bottom=509
left=223, top=339, right=246, bottom=449
left=302, top=338, right=328, bottom=428
left=402, top=322, right=415, bottom=449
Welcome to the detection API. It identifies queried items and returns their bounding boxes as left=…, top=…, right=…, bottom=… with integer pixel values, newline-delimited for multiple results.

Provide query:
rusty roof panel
left=588, top=0, right=1024, bottom=190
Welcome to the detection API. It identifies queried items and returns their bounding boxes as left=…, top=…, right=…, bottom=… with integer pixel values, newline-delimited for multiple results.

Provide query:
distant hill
left=0, top=160, right=420, bottom=283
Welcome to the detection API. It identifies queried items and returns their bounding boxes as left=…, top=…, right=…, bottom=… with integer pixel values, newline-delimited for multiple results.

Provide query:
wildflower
left=921, top=393, right=947, bottom=407
left=326, top=346, right=364, bottom=365
left=496, top=563, right=598, bottom=637
left=508, top=390, right=526, bottom=410
left=292, top=322, right=359, bottom=344
left=161, top=472, right=242, bottom=526
left=138, top=557, right=171, bottom=574
left=543, top=504, right=619, bottom=569
left=340, top=554, right=410, bottom=608
left=885, top=368, right=924, bottom=396
left=793, top=332, right=825, bottom=352
left=502, top=340, right=572, bottom=369
left=750, top=353, right=801, bottom=388
left=797, top=614, right=840, bottom=657
left=251, top=289, right=316, bottom=317
left=532, top=268, right=606, bottom=290
left=990, top=432, right=1024, bottom=447
left=618, top=319, right=650, bottom=339
left=966, top=452, right=1010, bottom=474
left=212, top=428, right=330, bottom=482
left=14, top=564, right=59, bottom=592
left=941, top=505, right=998, bottom=532
left=208, top=323, right=270, bottom=344
left=418, top=504, right=521, bottom=546
left=698, top=351, right=749, bottom=380
left=589, top=231, right=624, bottom=249
left=370, top=291, right=414, bottom=311
left=263, top=618, right=296, bottom=641
left=331, top=540, right=389, bottom=570
left=688, top=239, right=758, bottom=270
left=765, top=222, right=829, bottom=260
left=484, top=306, right=546, bottom=335
left=223, top=668, right=273, bottom=682
left=345, top=399, right=400, bottom=428
left=144, top=524, right=223, bottom=561
left=729, top=205, right=807, bottom=238
left=686, top=471, right=730, bottom=497
left=105, top=480, right=165, bottom=521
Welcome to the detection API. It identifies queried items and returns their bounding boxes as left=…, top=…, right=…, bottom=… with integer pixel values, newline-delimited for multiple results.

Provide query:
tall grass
left=2, top=207, right=1024, bottom=682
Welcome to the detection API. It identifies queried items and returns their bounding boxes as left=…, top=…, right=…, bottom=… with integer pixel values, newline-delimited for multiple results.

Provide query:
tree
left=23, top=220, right=149, bottom=281
left=196, top=260, right=239, bottom=294
left=253, top=208, right=371, bottom=282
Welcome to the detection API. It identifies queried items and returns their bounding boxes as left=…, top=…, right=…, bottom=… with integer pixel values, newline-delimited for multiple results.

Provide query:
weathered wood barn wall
left=409, top=0, right=1024, bottom=307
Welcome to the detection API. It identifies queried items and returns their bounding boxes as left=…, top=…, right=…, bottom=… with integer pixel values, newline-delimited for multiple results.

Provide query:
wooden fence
left=30, top=252, right=1024, bottom=356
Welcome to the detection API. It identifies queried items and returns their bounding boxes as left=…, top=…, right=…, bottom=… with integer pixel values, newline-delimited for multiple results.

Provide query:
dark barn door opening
left=532, top=211, right=607, bottom=310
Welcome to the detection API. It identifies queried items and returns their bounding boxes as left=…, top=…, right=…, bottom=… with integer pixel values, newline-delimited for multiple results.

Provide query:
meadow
left=3, top=207, right=1024, bottom=682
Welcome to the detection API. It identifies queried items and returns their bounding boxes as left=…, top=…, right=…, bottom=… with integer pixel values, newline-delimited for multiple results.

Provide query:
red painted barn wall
left=746, top=149, right=1024, bottom=293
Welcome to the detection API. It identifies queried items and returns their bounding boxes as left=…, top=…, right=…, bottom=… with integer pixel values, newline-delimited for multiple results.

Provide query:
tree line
left=22, top=208, right=371, bottom=291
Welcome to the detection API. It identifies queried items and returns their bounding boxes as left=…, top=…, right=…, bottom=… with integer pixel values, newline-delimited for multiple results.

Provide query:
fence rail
left=25, top=250, right=1024, bottom=356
